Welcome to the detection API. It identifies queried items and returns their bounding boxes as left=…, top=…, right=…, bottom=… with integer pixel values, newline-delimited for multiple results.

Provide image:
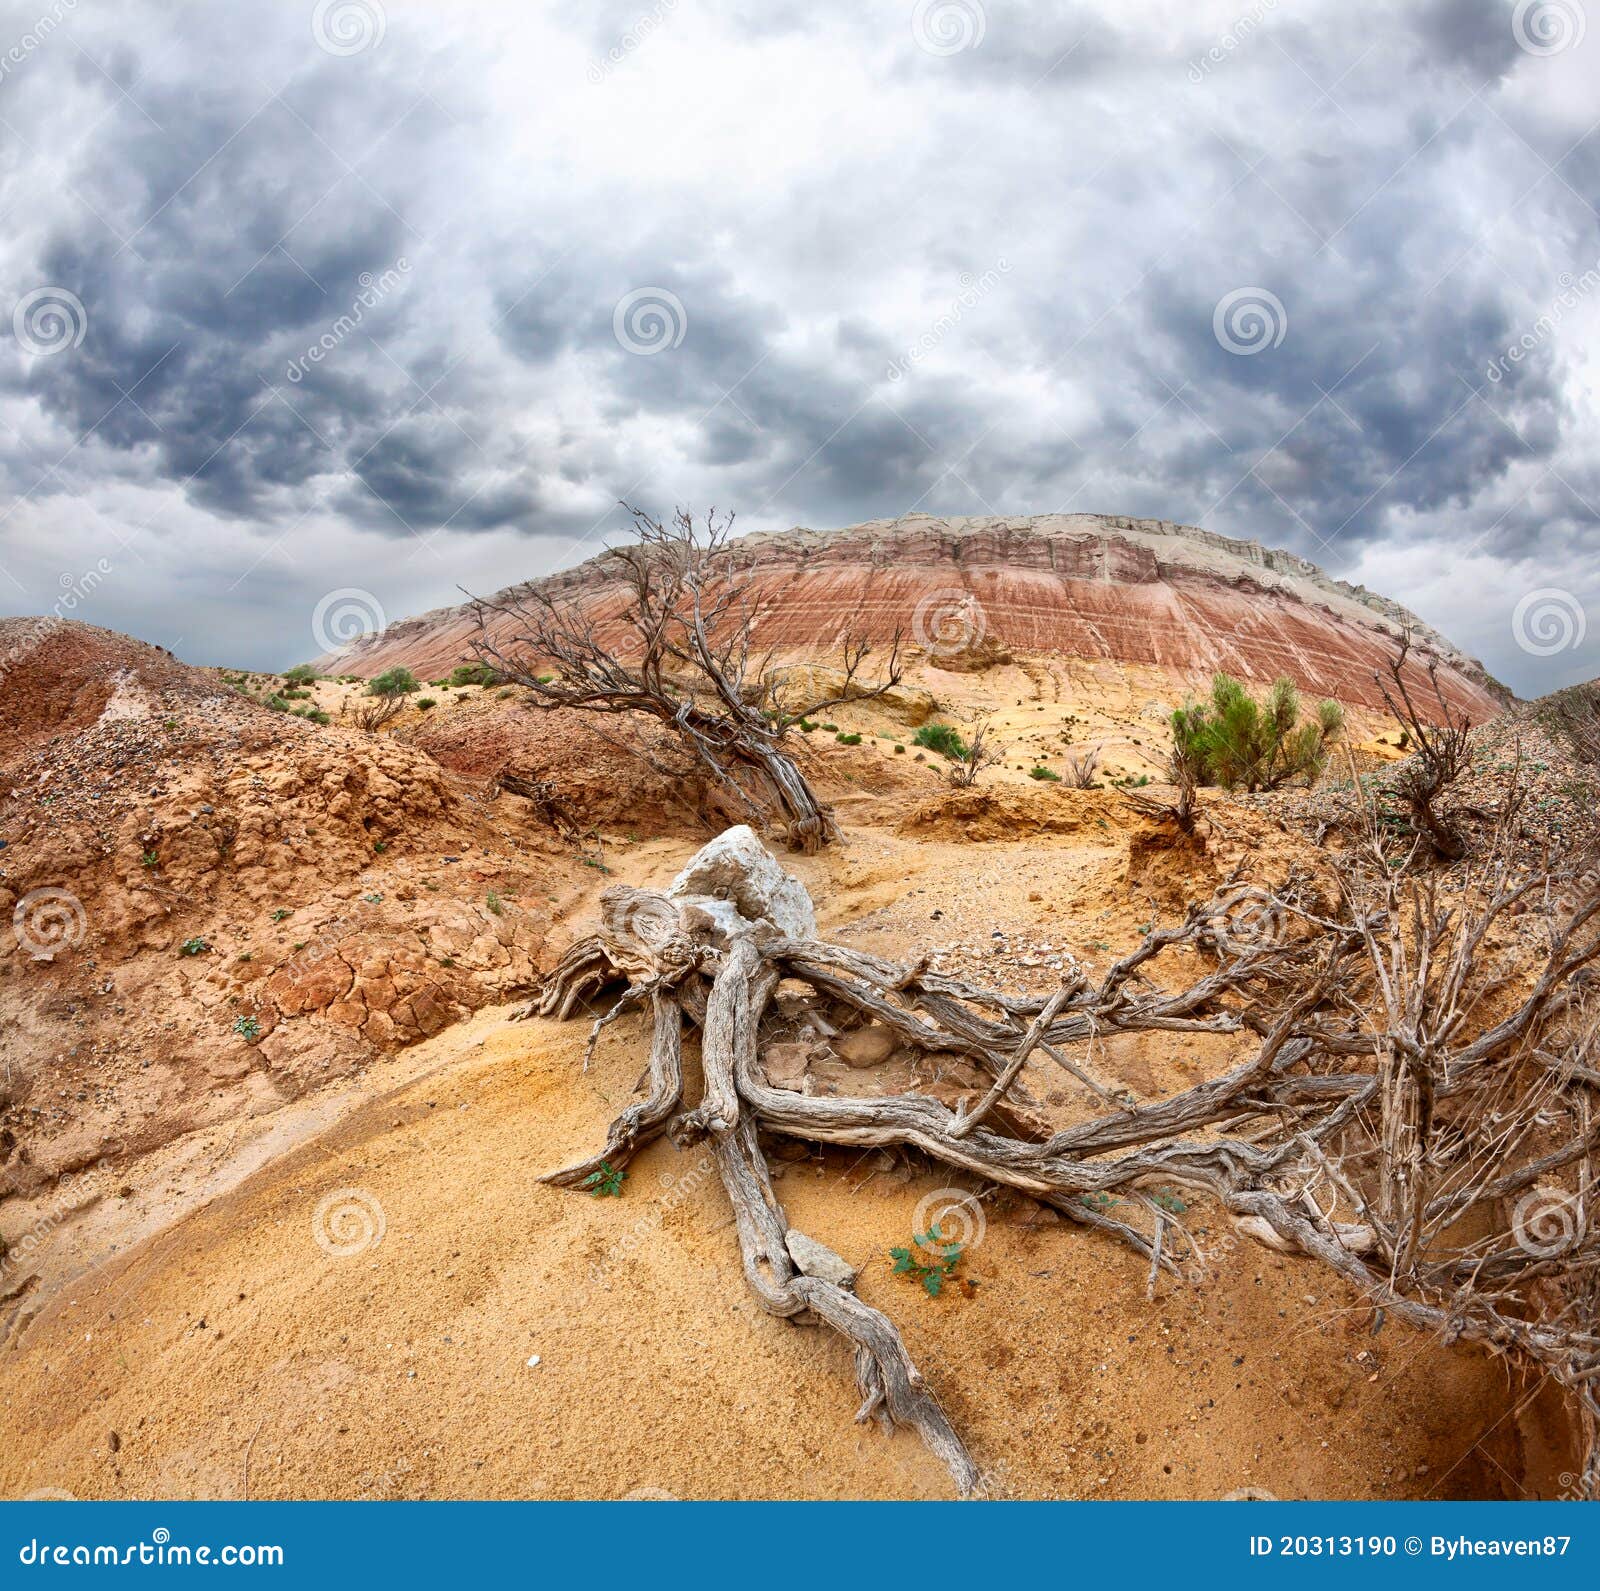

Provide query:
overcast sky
left=1, top=0, right=1598, bottom=694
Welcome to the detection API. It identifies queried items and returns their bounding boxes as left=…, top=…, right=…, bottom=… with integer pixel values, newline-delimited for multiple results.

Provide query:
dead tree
left=948, top=712, right=1005, bottom=788
left=1062, top=743, right=1101, bottom=789
left=1374, top=634, right=1474, bottom=860
left=532, top=811, right=1600, bottom=1496
left=469, top=507, right=903, bottom=852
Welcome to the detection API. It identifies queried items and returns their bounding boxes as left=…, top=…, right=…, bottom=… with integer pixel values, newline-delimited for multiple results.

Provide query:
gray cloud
left=0, top=0, right=1597, bottom=696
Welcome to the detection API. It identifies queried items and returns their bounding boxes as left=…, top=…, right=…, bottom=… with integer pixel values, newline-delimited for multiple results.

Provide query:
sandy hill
left=3, top=618, right=1592, bottom=1506
left=313, top=513, right=1510, bottom=722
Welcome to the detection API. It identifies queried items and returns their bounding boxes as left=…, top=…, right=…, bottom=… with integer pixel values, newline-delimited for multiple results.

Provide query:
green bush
left=368, top=666, right=421, bottom=699
left=1172, top=674, right=1343, bottom=792
left=836, top=731, right=862, bottom=745
left=449, top=662, right=498, bottom=687
left=416, top=696, right=437, bottom=710
left=1028, top=765, right=1061, bottom=781
left=283, top=664, right=319, bottom=684
left=912, top=722, right=968, bottom=760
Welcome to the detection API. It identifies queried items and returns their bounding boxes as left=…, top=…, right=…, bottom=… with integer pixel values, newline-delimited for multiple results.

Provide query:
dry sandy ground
left=0, top=819, right=1570, bottom=1503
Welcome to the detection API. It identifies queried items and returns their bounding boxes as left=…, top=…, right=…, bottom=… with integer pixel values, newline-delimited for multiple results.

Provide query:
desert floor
left=1, top=809, right=1569, bottom=1501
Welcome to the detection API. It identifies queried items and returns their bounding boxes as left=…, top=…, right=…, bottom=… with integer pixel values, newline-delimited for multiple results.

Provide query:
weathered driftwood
left=532, top=823, right=1600, bottom=1497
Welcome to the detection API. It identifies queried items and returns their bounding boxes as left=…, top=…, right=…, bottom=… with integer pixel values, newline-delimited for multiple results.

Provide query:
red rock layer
left=317, top=515, right=1510, bottom=722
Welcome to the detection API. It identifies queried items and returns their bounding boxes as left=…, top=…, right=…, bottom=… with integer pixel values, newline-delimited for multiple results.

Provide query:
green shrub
left=912, top=722, right=968, bottom=760
left=264, top=694, right=289, bottom=712
left=1028, top=765, right=1061, bottom=781
left=836, top=731, right=862, bottom=745
left=416, top=696, right=437, bottom=710
left=368, top=666, right=421, bottom=699
left=179, top=937, right=209, bottom=957
left=449, top=662, right=498, bottom=687
left=283, top=664, right=319, bottom=684
left=1171, top=674, right=1343, bottom=792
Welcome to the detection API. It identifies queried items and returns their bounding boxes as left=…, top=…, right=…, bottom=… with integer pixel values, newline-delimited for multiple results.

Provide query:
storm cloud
left=1, top=0, right=1598, bottom=692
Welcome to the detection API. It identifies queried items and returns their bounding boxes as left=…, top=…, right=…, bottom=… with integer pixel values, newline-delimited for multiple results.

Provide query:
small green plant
left=889, top=1222, right=964, bottom=1298
left=179, top=937, right=209, bottom=957
left=270, top=909, right=292, bottom=922
left=1027, top=765, right=1061, bottom=781
left=486, top=889, right=503, bottom=915
left=821, top=722, right=839, bottom=733
left=893, top=743, right=905, bottom=754
left=363, top=892, right=384, bottom=904
left=283, top=664, right=319, bottom=684
left=581, top=1161, right=626, bottom=1197
left=232, top=1014, right=261, bottom=1041
left=416, top=697, right=437, bottom=711
left=912, top=722, right=968, bottom=760
left=368, top=666, right=421, bottom=699
left=449, top=662, right=498, bottom=687
left=836, top=731, right=862, bottom=746
left=1149, top=1188, right=1188, bottom=1215
left=373, top=840, right=388, bottom=853
left=264, top=694, right=289, bottom=712
left=1170, top=673, right=1343, bottom=792
left=141, top=850, right=159, bottom=869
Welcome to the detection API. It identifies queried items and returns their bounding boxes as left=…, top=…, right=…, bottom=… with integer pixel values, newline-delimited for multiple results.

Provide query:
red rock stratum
left=316, top=513, right=1510, bottom=720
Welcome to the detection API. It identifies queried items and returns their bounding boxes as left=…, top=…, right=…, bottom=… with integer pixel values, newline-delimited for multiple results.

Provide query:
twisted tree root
left=533, top=833, right=1600, bottom=1498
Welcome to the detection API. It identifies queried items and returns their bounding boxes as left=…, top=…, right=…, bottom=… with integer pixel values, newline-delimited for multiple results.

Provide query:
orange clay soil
left=0, top=815, right=1571, bottom=1502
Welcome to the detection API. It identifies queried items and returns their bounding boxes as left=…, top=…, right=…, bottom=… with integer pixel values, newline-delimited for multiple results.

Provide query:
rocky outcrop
left=315, top=514, right=1511, bottom=720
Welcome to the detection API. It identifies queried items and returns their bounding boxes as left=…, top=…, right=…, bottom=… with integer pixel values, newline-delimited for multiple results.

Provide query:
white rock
left=784, top=1228, right=857, bottom=1289
left=668, top=825, right=816, bottom=940
left=526, top=1354, right=541, bottom=1368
